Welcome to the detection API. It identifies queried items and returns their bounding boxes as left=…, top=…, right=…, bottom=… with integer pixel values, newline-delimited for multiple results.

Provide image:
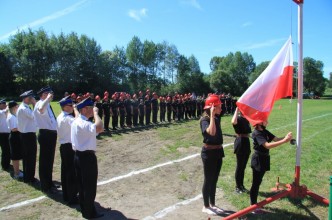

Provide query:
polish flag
left=237, top=36, right=293, bottom=125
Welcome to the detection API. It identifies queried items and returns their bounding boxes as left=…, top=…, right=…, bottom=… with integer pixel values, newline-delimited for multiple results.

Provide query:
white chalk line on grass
left=142, top=194, right=203, bottom=220
left=0, top=144, right=233, bottom=212
left=1, top=113, right=330, bottom=213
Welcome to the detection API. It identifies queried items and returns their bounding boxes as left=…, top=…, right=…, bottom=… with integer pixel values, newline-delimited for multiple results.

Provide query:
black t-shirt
left=252, top=128, right=275, bottom=154
left=102, top=100, right=110, bottom=114
left=151, top=98, right=158, bottom=109
left=233, top=116, right=251, bottom=134
left=144, top=100, right=151, bottom=110
left=200, top=116, right=223, bottom=145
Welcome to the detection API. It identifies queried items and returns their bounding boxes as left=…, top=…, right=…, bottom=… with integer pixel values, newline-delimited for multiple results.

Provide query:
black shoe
left=67, top=196, right=79, bottom=205
left=235, top=187, right=243, bottom=194
left=43, top=187, right=59, bottom=195
left=112, top=127, right=117, bottom=130
left=240, top=186, right=249, bottom=193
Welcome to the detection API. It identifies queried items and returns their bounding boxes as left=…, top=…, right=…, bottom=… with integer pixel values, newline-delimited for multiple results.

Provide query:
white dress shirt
left=34, top=99, right=57, bottom=131
left=0, top=109, right=10, bottom=133
left=6, top=113, right=18, bottom=131
left=17, top=103, right=37, bottom=133
left=57, top=111, right=75, bottom=144
left=71, top=114, right=97, bottom=151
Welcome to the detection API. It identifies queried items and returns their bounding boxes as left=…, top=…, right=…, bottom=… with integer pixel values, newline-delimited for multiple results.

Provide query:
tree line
left=0, top=28, right=329, bottom=99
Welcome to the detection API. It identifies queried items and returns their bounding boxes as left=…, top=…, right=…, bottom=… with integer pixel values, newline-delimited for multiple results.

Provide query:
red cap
left=204, top=94, right=222, bottom=110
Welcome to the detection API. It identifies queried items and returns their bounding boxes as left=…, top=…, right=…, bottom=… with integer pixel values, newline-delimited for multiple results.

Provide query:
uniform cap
left=204, top=94, right=222, bottom=110
left=37, top=86, right=53, bottom=95
left=0, top=99, right=6, bottom=105
left=59, top=96, right=73, bottom=106
left=20, top=90, right=34, bottom=99
left=76, top=97, right=94, bottom=110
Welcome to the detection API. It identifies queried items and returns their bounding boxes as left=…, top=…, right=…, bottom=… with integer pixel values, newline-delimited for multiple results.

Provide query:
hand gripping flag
left=237, top=36, right=293, bottom=126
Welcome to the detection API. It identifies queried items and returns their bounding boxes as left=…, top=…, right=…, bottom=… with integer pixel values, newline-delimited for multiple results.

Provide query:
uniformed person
left=71, top=97, right=103, bottom=219
left=34, top=86, right=58, bottom=193
left=6, top=101, right=23, bottom=179
left=249, top=121, right=292, bottom=214
left=144, top=95, right=151, bottom=125
left=0, top=99, right=11, bottom=171
left=94, top=95, right=103, bottom=120
left=151, top=92, right=159, bottom=124
left=57, top=96, right=79, bottom=204
left=166, top=96, right=172, bottom=122
left=132, top=94, right=139, bottom=126
left=200, top=94, right=225, bottom=215
left=110, top=94, right=119, bottom=130
left=102, top=96, right=111, bottom=131
left=231, top=107, right=251, bottom=193
left=17, top=90, right=38, bottom=183
left=138, top=92, right=145, bottom=126
left=118, top=96, right=126, bottom=128
left=124, top=94, right=133, bottom=127
left=159, top=97, right=166, bottom=123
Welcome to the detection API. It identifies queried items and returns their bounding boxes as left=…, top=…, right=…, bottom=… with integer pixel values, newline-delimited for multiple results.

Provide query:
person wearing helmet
left=94, top=95, right=103, bottom=120
left=249, top=121, right=292, bottom=214
left=166, top=96, right=172, bottom=122
left=151, top=92, right=159, bottom=124
left=200, top=94, right=225, bottom=215
left=102, top=96, right=111, bottom=131
left=144, top=95, right=151, bottom=125
left=231, top=107, right=251, bottom=194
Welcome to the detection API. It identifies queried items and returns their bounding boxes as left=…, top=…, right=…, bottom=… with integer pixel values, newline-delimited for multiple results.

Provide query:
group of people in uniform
left=67, top=90, right=207, bottom=131
left=199, top=94, right=293, bottom=215
left=0, top=87, right=104, bottom=219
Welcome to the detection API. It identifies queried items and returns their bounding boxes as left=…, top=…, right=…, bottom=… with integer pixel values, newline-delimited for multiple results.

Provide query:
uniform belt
left=75, top=150, right=95, bottom=155
left=39, top=129, right=57, bottom=134
left=254, top=150, right=269, bottom=156
left=236, top=134, right=249, bottom=138
left=203, top=144, right=222, bottom=150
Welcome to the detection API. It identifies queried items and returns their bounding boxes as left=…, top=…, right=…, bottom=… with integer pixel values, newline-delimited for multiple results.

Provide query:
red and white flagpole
left=294, top=0, right=303, bottom=187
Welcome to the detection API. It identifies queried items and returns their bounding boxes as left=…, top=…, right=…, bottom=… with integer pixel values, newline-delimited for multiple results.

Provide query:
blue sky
left=1, top=0, right=331, bottom=78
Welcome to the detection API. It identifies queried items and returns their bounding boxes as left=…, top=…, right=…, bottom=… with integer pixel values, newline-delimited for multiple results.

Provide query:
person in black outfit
left=166, top=96, right=172, bottom=122
left=138, top=94, right=145, bottom=126
left=94, top=95, right=103, bottom=120
left=231, top=107, right=251, bottom=193
left=144, top=95, right=151, bottom=125
left=200, top=94, right=225, bottom=215
left=151, top=92, right=159, bottom=124
left=159, top=97, right=166, bottom=123
left=132, top=94, right=139, bottom=126
left=110, top=94, right=119, bottom=130
left=118, top=96, right=126, bottom=128
left=249, top=120, right=292, bottom=214
left=124, top=94, right=133, bottom=127
left=102, top=96, right=111, bottom=131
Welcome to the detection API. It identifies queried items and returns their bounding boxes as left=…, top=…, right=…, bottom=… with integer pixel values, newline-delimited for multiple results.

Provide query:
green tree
left=303, top=57, right=325, bottom=96
left=249, top=61, right=270, bottom=84
left=0, top=44, right=15, bottom=95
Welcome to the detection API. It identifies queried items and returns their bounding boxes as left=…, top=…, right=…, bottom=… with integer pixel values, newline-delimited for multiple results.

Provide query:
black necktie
left=49, top=104, right=56, bottom=119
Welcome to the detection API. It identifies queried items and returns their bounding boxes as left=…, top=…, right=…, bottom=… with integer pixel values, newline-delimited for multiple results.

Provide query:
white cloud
left=180, top=0, right=202, bottom=10
left=242, top=21, right=253, bottom=28
left=241, top=38, right=287, bottom=50
left=0, top=0, right=89, bottom=41
left=128, top=8, right=148, bottom=22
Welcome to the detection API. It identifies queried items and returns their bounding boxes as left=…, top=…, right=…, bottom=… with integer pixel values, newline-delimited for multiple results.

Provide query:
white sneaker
left=202, top=207, right=216, bottom=215
left=211, top=206, right=224, bottom=214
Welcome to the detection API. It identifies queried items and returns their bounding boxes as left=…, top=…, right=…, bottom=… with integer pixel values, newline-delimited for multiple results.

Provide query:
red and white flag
left=237, top=36, right=293, bottom=125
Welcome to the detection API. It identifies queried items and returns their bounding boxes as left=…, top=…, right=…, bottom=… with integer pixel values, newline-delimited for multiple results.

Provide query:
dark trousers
left=74, top=151, right=98, bottom=218
left=139, top=111, right=144, bottom=125
left=250, top=168, right=266, bottom=205
left=152, top=109, right=158, bottom=123
left=201, top=153, right=222, bottom=207
left=38, top=129, right=57, bottom=191
left=133, top=109, right=138, bottom=126
left=167, top=111, right=172, bottom=122
left=0, top=133, right=10, bottom=170
left=112, top=114, right=118, bottom=129
left=145, top=109, right=151, bottom=125
left=20, top=132, right=37, bottom=183
left=235, top=153, right=250, bottom=188
left=160, top=111, right=165, bottom=122
left=120, top=111, right=125, bottom=127
left=60, top=143, right=78, bottom=202
left=126, top=113, right=132, bottom=126
left=104, top=114, right=110, bottom=130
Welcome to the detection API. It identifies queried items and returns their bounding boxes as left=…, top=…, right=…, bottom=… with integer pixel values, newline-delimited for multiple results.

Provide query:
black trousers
left=38, top=129, right=57, bottom=191
left=0, top=133, right=10, bottom=170
left=167, top=111, right=172, bottom=122
left=201, top=151, right=223, bottom=207
left=126, top=113, right=132, bottom=126
left=60, top=143, right=78, bottom=202
left=145, top=109, right=151, bottom=125
left=160, top=111, right=165, bottom=122
left=20, top=132, right=37, bottom=183
left=138, top=110, right=144, bottom=125
left=133, top=109, right=138, bottom=126
left=235, top=153, right=250, bottom=188
left=152, top=109, right=158, bottom=123
left=112, top=113, right=118, bottom=129
left=104, top=114, right=110, bottom=130
left=119, top=111, right=125, bottom=127
left=250, top=168, right=266, bottom=205
left=74, top=151, right=98, bottom=218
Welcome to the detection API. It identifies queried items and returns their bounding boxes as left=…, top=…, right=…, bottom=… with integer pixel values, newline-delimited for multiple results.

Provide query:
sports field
left=0, top=99, right=330, bottom=219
